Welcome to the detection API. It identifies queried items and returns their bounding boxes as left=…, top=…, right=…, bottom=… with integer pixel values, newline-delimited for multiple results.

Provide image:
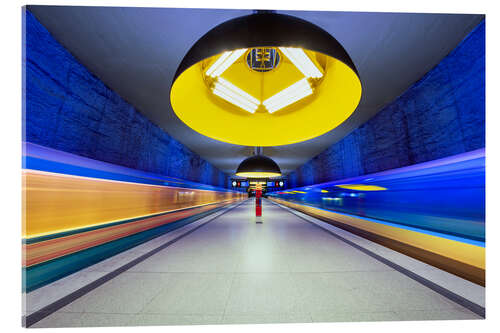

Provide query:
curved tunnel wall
left=24, top=10, right=227, bottom=188
left=288, top=20, right=485, bottom=188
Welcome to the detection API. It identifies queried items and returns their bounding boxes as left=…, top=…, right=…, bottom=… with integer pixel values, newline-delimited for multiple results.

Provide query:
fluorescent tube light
left=266, top=88, right=312, bottom=113
left=264, top=78, right=310, bottom=106
left=213, top=77, right=259, bottom=113
left=214, top=85, right=257, bottom=112
left=213, top=88, right=258, bottom=113
left=205, top=51, right=231, bottom=77
left=263, top=78, right=313, bottom=113
left=279, top=47, right=323, bottom=78
left=217, top=77, right=260, bottom=105
left=213, top=86, right=257, bottom=112
left=206, top=49, right=247, bottom=78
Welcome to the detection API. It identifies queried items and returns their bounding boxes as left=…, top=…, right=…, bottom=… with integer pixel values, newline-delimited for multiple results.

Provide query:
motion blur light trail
left=23, top=170, right=237, bottom=239
left=334, top=184, right=387, bottom=191
left=22, top=143, right=245, bottom=291
left=269, top=148, right=485, bottom=285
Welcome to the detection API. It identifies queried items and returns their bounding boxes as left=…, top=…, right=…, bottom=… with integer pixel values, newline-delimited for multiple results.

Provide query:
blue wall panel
left=288, top=20, right=485, bottom=187
left=24, top=10, right=228, bottom=187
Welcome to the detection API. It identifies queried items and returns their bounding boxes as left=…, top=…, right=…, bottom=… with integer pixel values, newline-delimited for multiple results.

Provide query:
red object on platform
left=255, top=189, right=262, bottom=217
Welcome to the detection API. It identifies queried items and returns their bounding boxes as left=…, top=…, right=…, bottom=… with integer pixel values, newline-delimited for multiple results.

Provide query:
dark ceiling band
left=172, top=12, right=359, bottom=83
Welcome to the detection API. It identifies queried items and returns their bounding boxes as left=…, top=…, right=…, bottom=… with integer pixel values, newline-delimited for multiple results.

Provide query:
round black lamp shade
left=172, top=12, right=359, bottom=81
left=235, top=155, right=281, bottom=178
left=170, top=12, right=362, bottom=147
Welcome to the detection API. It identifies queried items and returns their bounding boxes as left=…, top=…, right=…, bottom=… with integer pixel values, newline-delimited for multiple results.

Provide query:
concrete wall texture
left=24, top=10, right=228, bottom=188
left=288, top=20, right=485, bottom=188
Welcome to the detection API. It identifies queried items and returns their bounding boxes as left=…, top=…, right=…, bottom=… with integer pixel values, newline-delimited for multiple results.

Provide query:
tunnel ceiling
left=27, top=6, right=484, bottom=175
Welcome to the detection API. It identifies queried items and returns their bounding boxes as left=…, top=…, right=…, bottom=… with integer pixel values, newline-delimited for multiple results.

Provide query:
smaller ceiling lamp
left=236, top=155, right=281, bottom=178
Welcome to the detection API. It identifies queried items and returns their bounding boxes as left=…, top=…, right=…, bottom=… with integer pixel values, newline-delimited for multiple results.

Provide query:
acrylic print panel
left=22, top=4, right=485, bottom=328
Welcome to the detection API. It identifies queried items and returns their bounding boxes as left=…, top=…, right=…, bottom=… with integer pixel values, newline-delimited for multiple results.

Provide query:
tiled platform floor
left=32, top=200, right=481, bottom=327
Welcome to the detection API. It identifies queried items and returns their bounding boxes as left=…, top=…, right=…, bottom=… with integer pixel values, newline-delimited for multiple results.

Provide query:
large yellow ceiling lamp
left=170, top=12, right=362, bottom=146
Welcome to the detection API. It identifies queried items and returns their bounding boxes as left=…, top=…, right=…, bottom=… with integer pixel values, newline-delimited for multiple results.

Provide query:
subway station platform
left=19, top=6, right=487, bottom=330
left=29, top=199, right=481, bottom=327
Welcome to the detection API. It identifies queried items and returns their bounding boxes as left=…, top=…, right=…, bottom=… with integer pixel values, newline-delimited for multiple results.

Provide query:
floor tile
left=350, top=281, right=465, bottom=312
left=222, top=313, right=312, bottom=324
left=129, top=248, right=239, bottom=273
left=25, top=270, right=105, bottom=312
left=224, top=273, right=308, bottom=315
left=311, top=311, right=400, bottom=323
left=78, top=313, right=134, bottom=327
left=127, top=314, right=222, bottom=326
left=394, top=308, right=482, bottom=321
left=234, top=252, right=291, bottom=273
left=292, top=273, right=366, bottom=313
left=140, top=273, right=233, bottom=315
left=31, top=312, right=84, bottom=328
left=61, top=272, right=169, bottom=313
